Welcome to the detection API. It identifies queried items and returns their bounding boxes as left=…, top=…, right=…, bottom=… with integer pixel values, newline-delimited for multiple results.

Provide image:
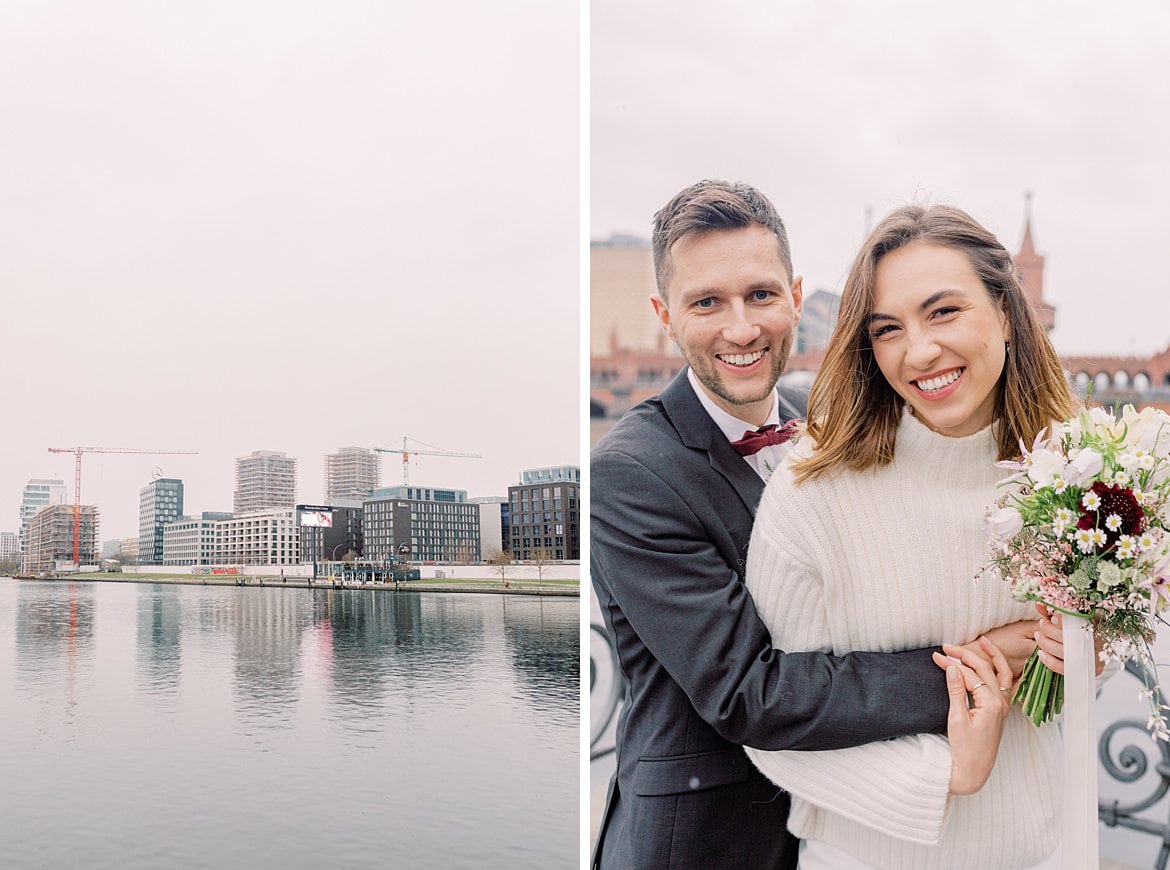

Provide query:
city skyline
left=593, top=0, right=1170, bottom=360
left=0, top=1, right=579, bottom=539
left=3, top=445, right=578, bottom=545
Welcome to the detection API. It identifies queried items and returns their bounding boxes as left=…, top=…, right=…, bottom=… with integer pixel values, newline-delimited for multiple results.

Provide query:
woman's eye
left=869, top=324, right=897, bottom=340
left=931, top=306, right=960, bottom=319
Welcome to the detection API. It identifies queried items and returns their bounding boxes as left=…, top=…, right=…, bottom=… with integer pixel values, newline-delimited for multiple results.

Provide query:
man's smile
left=715, top=347, right=770, bottom=368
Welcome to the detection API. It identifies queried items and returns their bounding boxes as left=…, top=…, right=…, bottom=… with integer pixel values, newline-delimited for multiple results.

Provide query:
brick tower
left=1013, top=192, right=1056, bottom=332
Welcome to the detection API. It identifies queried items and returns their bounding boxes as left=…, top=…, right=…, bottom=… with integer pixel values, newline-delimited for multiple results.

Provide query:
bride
left=744, top=204, right=1083, bottom=869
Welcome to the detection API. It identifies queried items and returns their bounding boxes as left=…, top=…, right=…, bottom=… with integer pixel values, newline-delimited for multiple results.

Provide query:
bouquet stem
left=1012, top=649, right=1064, bottom=726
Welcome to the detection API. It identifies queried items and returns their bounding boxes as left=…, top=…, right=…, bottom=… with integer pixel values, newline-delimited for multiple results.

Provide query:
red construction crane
left=47, top=446, right=198, bottom=568
left=373, top=437, right=481, bottom=487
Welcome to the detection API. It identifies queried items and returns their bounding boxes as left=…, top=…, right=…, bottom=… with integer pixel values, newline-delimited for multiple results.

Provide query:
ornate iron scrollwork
left=1099, top=657, right=1170, bottom=869
left=590, top=621, right=625, bottom=761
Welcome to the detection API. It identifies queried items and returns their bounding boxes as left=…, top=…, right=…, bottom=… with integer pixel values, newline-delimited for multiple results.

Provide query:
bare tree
left=486, top=548, right=512, bottom=585
left=454, top=542, right=476, bottom=566
left=529, top=547, right=554, bottom=584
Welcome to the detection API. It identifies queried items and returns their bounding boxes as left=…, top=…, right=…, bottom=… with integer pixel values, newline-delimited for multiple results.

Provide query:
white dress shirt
left=687, top=369, right=786, bottom=480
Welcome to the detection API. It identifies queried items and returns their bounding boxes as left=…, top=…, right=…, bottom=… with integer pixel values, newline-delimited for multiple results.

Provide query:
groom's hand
left=946, top=619, right=1039, bottom=681
left=931, top=643, right=1013, bottom=795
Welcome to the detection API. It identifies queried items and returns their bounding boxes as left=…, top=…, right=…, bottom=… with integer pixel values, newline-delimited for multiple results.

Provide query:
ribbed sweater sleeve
left=744, top=508, right=953, bottom=845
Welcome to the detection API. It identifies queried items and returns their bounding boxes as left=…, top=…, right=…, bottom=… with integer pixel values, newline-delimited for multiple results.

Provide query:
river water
left=0, top=578, right=579, bottom=869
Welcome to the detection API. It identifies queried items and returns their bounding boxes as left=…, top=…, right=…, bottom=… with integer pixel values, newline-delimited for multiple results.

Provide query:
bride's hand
left=1033, top=603, right=1106, bottom=677
left=931, top=641, right=1013, bottom=795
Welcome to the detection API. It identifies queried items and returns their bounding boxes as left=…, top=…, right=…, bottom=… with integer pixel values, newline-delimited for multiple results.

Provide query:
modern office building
left=234, top=451, right=297, bottom=514
left=218, top=509, right=300, bottom=566
left=795, top=289, right=842, bottom=354
left=364, top=486, right=479, bottom=564
left=0, top=531, right=18, bottom=564
left=114, top=537, right=140, bottom=562
left=18, top=478, right=68, bottom=553
left=520, top=466, right=580, bottom=486
left=292, top=502, right=366, bottom=564
left=469, top=496, right=509, bottom=560
left=23, top=503, right=99, bottom=574
left=162, top=512, right=232, bottom=566
left=590, top=235, right=661, bottom=357
left=138, top=478, right=184, bottom=565
left=323, top=447, right=380, bottom=502
left=508, top=466, right=580, bottom=561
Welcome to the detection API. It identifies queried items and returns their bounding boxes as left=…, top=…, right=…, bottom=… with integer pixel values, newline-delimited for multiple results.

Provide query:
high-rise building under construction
left=323, top=446, right=380, bottom=502
left=234, top=450, right=297, bottom=514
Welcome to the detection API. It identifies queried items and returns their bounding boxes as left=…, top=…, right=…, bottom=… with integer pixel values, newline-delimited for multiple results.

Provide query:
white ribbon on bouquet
left=1061, top=614, right=1099, bottom=869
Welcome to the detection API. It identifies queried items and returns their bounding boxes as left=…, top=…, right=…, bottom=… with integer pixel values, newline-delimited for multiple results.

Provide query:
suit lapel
left=660, top=371, right=766, bottom=516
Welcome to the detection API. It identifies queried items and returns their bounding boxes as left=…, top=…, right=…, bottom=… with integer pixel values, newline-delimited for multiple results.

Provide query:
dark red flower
left=1076, top=481, right=1144, bottom=550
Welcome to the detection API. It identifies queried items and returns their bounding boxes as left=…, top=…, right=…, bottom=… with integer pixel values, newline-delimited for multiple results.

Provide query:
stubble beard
left=683, top=332, right=793, bottom=409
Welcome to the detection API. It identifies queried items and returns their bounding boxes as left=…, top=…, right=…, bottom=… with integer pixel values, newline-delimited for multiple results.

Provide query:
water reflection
left=502, top=597, right=579, bottom=717
left=137, top=591, right=182, bottom=695
left=232, top=589, right=305, bottom=723
left=1, top=579, right=578, bottom=869
left=15, top=582, right=95, bottom=680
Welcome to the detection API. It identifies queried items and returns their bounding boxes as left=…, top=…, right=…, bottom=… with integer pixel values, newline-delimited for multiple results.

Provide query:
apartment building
left=18, top=478, right=68, bottom=553
left=508, top=466, right=580, bottom=561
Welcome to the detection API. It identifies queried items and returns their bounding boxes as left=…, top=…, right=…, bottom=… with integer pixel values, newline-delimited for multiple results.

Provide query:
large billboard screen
left=296, top=505, right=334, bottom=528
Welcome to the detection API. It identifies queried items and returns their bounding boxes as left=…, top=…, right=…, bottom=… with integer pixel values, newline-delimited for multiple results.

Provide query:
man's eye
left=752, top=290, right=773, bottom=301
left=695, top=298, right=716, bottom=309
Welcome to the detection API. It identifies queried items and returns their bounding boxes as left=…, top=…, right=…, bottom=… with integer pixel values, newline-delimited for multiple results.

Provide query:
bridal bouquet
left=984, top=404, right=1170, bottom=734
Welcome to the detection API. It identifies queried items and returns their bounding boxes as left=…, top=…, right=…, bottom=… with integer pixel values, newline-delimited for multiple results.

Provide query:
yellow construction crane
left=48, top=446, right=198, bottom=568
left=373, top=437, right=481, bottom=487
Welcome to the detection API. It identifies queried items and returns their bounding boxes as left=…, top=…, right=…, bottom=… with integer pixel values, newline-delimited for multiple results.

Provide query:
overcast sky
left=592, top=1, right=1170, bottom=359
left=0, top=1, right=579, bottom=539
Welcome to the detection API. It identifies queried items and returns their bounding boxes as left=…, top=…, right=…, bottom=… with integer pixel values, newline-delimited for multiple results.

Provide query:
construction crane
left=47, top=446, right=198, bottom=568
left=373, top=437, right=481, bottom=487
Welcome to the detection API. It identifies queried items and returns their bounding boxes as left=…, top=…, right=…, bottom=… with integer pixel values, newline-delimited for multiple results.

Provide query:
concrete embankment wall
left=86, top=574, right=576, bottom=596
left=123, top=563, right=579, bottom=581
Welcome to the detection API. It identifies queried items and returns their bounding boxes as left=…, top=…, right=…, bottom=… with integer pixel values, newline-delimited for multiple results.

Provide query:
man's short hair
left=651, top=179, right=793, bottom=297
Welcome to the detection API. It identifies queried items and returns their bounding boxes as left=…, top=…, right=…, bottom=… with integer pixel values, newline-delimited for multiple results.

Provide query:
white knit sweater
left=744, top=410, right=1061, bottom=870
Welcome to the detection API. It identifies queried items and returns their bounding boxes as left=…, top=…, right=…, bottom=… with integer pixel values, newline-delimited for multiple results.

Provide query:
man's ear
left=650, top=293, right=674, bottom=342
left=789, top=275, right=804, bottom=329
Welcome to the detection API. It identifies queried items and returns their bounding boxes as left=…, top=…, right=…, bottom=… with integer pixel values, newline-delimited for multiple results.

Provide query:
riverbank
left=25, top=572, right=579, bottom=597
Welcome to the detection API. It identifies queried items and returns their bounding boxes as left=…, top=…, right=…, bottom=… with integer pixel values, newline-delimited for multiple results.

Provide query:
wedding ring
left=1000, top=686, right=1010, bottom=694
left=971, top=682, right=986, bottom=691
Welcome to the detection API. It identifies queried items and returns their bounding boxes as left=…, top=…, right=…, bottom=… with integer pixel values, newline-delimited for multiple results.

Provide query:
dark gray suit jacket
left=591, top=370, right=950, bottom=869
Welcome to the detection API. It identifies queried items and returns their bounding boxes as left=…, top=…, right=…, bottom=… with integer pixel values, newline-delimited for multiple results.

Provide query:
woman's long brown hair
left=793, top=204, right=1079, bottom=485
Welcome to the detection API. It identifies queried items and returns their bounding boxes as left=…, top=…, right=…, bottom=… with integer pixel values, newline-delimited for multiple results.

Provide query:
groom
left=590, top=180, right=956, bottom=869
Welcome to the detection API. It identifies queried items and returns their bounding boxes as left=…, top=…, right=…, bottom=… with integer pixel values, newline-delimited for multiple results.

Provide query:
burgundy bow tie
left=730, top=420, right=799, bottom=457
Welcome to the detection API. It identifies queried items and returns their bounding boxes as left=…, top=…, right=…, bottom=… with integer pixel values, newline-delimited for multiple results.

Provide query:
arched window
left=1074, top=372, right=1090, bottom=390
left=1113, top=371, right=1130, bottom=390
left=1093, top=372, right=1111, bottom=393
left=1134, top=373, right=1151, bottom=394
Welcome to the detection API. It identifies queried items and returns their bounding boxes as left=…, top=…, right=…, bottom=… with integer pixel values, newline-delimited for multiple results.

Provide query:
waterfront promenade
left=40, top=570, right=579, bottom=597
